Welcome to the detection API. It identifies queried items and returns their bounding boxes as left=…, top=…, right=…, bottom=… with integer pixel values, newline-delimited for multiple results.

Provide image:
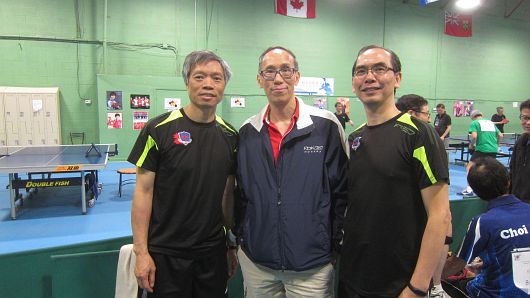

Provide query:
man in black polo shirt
left=491, top=106, right=509, bottom=133
left=128, top=50, right=238, bottom=297
left=340, top=45, right=450, bottom=297
left=434, top=103, right=452, bottom=148
left=334, top=101, right=354, bottom=129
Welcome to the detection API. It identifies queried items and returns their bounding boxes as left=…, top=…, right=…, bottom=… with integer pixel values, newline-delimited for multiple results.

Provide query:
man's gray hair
left=182, top=50, right=232, bottom=85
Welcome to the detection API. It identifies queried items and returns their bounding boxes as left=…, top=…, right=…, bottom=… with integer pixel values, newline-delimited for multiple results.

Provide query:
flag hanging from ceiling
left=419, top=0, right=439, bottom=6
left=444, top=11, right=472, bottom=37
left=275, top=0, right=316, bottom=18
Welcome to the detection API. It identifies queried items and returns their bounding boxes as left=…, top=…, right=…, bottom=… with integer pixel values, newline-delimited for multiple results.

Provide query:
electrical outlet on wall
left=84, top=99, right=92, bottom=105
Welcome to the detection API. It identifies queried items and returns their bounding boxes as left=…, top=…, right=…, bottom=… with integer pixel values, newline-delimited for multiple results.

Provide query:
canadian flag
left=275, top=0, right=316, bottom=19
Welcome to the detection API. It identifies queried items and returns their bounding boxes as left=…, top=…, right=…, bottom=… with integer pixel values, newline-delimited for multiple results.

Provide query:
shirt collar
left=263, top=98, right=299, bottom=126
left=486, top=194, right=520, bottom=210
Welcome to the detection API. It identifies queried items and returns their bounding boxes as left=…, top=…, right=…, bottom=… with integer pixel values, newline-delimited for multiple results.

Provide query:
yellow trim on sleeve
left=413, top=146, right=437, bottom=184
left=136, top=135, right=158, bottom=167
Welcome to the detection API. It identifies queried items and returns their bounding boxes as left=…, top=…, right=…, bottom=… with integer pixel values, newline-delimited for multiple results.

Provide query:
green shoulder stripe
left=413, top=146, right=437, bottom=184
left=136, top=135, right=158, bottom=167
left=354, top=123, right=366, bottom=132
left=156, top=110, right=183, bottom=128
left=216, top=115, right=237, bottom=134
left=397, top=113, right=418, bottom=130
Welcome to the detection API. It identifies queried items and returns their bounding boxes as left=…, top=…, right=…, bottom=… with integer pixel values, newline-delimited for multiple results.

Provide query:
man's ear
left=257, top=74, right=264, bottom=89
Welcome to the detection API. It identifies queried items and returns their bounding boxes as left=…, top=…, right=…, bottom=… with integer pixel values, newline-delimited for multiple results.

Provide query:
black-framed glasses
left=259, top=68, right=297, bottom=81
left=520, top=114, right=530, bottom=121
left=353, top=64, right=395, bottom=77
left=416, top=110, right=431, bottom=117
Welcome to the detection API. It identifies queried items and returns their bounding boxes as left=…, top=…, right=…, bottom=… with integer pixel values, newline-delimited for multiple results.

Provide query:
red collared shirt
left=263, top=100, right=299, bottom=163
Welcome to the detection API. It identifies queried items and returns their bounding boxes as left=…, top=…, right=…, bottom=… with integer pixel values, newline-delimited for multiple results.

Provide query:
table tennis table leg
left=81, top=170, right=87, bottom=215
left=9, top=173, right=16, bottom=220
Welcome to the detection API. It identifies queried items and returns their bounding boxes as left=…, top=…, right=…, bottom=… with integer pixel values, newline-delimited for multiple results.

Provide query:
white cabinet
left=0, top=87, right=61, bottom=146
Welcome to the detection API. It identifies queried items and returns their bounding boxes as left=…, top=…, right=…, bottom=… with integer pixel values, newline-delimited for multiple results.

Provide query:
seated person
left=446, top=157, right=530, bottom=297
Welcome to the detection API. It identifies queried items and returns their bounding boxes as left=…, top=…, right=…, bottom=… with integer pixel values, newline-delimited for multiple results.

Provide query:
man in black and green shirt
left=128, top=51, right=238, bottom=297
left=340, top=45, right=450, bottom=297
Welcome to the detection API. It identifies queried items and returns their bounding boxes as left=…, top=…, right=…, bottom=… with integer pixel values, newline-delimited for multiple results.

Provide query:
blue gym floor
left=0, top=149, right=511, bottom=255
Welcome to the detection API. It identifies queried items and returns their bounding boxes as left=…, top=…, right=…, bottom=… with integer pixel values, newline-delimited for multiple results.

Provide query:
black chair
left=70, top=132, right=86, bottom=144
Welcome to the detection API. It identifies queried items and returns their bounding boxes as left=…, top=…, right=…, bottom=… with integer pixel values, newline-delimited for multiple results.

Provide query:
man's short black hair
left=467, top=157, right=509, bottom=201
left=109, top=91, right=117, bottom=97
left=520, top=99, right=530, bottom=111
left=334, top=102, right=343, bottom=108
left=396, top=94, right=428, bottom=113
left=351, top=45, right=401, bottom=77
left=436, top=103, right=445, bottom=109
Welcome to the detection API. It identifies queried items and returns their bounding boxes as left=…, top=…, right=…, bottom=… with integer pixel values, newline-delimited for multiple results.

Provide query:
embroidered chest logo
left=304, top=145, right=324, bottom=154
left=351, top=137, right=362, bottom=151
left=173, top=131, right=192, bottom=146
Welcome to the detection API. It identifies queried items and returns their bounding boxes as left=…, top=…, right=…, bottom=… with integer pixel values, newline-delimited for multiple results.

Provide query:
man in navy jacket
left=235, top=46, right=348, bottom=297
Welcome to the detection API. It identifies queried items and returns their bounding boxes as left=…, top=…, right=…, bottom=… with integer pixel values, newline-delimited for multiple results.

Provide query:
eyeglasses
left=259, top=68, right=297, bottom=81
left=416, top=111, right=431, bottom=117
left=353, top=64, right=395, bottom=77
left=520, top=114, right=530, bottom=121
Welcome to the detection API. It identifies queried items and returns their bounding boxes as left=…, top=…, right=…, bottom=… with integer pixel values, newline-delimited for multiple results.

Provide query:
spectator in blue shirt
left=447, top=157, right=530, bottom=297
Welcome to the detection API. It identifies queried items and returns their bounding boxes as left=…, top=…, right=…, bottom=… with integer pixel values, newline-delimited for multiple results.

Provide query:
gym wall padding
left=0, top=199, right=485, bottom=298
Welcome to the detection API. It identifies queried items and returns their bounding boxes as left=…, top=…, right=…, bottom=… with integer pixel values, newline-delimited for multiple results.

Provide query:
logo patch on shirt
left=173, top=131, right=192, bottom=146
left=304, top=145, right=324, bottom=154
left=351, top=137, right=362, bottom=151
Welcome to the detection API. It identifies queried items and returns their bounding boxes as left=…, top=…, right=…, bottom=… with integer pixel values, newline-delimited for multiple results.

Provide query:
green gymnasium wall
left=1, top=0, right=530, bottom=152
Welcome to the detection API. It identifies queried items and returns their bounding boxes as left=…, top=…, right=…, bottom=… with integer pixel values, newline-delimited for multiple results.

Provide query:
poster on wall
left=130, top=94, right=151, bottom=109
left=107, top=112, right=123, bottom=129
left=336, top=97, right=351, bottom=115
left=231, top=97, right=245, bottom=108
left=313, top=97, right=327, bottom=110
left=453, top=100, right=474, bottom=117
left=164, top=98, right=181, bottom=110
left=133, top=111, right=149, bottom=130
left=106, top=91, right=123, bottom=110
left=295, top=77, right=334, bottom=96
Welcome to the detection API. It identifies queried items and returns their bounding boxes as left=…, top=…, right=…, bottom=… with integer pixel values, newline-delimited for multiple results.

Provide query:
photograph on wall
left=130, top=94, right=151, bottom=109
left=336, top=97, right=351, bottom=115
left=231, top=97, right=245, bottom=108
left=313, top=97, right=327, bottom=110
left=107, top=112, right=123, bottom=129
left=106, top=91, right=123, bottom=110
left=295, top=77, right=334, bottom=96
left=463, top=100, right=474, bottom=117
left=164, top=98, right=181, bottom=111
left=453, top=101, right=463, bottom=117
left=133, top=111, right=149, bottom=130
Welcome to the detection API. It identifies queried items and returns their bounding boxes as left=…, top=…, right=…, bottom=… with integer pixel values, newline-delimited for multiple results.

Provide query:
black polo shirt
left=341, top=113, right=448, bottom=297
left=128, top=108, right=238, bottom=257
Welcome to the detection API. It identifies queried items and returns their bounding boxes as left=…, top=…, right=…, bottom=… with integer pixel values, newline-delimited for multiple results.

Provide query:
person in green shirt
left=460, top=110, right=503, bottom=196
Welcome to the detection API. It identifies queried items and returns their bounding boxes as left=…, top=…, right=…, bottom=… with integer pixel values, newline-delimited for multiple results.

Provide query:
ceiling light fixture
left=455, top=0, right=481, bottom=10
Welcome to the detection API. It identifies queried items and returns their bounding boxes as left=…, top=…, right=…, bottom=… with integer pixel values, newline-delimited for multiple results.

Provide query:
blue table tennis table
left=0, top=144, right=116, bottom=219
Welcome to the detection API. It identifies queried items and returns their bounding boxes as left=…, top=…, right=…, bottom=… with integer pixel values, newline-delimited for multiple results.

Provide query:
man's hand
left=227, top=248, right=238, bottom=278
left=135, top=252, right=156, bottom=293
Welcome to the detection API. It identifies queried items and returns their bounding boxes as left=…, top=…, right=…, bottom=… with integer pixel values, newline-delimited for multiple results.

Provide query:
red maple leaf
left=290, top=0, right=304, bottom=10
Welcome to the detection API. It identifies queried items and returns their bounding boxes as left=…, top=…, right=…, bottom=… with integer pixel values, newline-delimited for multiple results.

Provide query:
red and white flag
left=275, top=0, right=316, bottom=19
left=444, top=11, right=472, bottom=37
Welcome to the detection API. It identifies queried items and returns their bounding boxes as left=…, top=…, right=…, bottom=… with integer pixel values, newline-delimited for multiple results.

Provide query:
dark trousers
left=147, top=249, right=228, bottom=298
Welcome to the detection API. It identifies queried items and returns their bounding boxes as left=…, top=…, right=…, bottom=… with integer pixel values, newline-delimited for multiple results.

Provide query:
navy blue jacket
left=235, top=97, right=348, bottom=271
left=458, top=195, right=530, bottom=297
